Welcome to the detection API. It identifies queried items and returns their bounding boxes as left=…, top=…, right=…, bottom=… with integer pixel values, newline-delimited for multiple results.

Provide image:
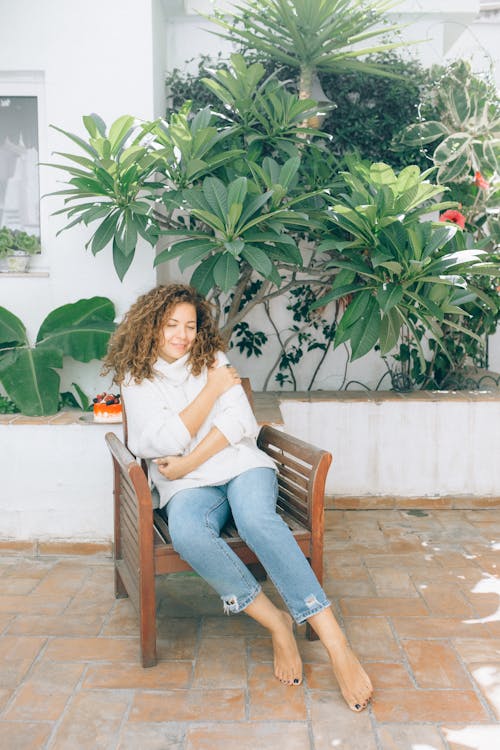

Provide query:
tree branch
left=262, top=300, right=298, bottom=391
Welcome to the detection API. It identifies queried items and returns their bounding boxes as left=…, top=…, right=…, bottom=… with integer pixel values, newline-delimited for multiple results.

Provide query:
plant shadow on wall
left=46, top=0, right=500, bottom=391
left=0, top=297, right=116, bottom=416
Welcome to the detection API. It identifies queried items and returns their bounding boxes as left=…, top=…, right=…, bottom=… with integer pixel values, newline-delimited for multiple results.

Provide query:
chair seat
left=152, top=508, right=312, bottom=576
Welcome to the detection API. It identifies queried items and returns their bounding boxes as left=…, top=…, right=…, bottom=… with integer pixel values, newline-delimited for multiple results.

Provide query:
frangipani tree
left=47, top=5, right=500, bottom=383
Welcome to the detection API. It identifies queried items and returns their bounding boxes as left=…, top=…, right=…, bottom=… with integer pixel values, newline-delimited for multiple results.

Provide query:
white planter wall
left=279, top=394, right=500, bottom=498
left=0, top=422, right=122, bottom=542
left=1, top=393, right=498, bottom=543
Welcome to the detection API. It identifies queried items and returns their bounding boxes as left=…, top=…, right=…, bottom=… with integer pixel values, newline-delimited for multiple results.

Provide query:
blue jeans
left=164, top=467, right=331, bottom=623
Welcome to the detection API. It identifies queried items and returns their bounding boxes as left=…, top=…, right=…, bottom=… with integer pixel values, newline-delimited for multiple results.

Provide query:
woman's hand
left=154, top=455, right=191, bottom=480
left=206, top=363, right=241, bottom=398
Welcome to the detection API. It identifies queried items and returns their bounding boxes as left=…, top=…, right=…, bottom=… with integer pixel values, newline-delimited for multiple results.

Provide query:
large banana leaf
left=0, top=347, right=62, bottom=416
left=0, top=297, right=116, bottom=416
left=36, top=297, right=116, bottom=362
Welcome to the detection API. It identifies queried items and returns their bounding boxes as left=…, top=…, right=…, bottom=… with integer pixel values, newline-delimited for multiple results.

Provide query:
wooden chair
left=105, top=380, right=332, bottom=667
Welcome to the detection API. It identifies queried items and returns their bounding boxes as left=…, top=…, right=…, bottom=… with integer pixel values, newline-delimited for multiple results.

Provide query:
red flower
left=439, top=209, right=466, bottom=229
left=474, top=171, right=490, bottom=190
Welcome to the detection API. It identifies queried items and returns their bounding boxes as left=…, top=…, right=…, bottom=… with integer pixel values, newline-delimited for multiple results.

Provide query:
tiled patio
left=1, top=508, right=500, bottom=749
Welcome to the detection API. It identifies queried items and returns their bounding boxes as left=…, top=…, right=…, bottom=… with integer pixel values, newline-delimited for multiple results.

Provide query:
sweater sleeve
left=121, top=377, right=192, bottom=459
left=211, top=353, right=260, bottom=445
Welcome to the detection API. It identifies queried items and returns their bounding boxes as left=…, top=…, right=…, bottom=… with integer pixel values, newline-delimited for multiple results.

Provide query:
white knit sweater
left=121, top=351, right=276, bottom=508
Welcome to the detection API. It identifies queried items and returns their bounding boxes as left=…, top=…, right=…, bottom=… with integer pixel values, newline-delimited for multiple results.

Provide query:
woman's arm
left=121, top=360, right=239, bottom=458
left=155, top=426, right=229, bottom=480
left=179, top=364, right=240, bottom=438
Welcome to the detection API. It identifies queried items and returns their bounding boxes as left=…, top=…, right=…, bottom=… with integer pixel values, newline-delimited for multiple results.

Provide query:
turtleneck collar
left=153, top=352, right=191, bottom=385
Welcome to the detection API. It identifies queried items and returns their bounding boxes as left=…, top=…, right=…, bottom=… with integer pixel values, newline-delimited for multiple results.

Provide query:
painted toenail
left=354, top=703, right=361, bottom=710
left=293, top=678, right=300, bottom=684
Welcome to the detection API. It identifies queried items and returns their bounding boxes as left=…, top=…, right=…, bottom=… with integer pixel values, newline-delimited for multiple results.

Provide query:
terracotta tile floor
left=1, top=508, right=500, bottom=749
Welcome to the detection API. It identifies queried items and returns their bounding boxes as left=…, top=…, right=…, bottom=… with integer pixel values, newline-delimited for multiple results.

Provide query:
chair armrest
left=105, top=432, right=152, bottom=511
left=105, top=432, right=156, bottom=579
left=257, top=425, right=332, bottom=532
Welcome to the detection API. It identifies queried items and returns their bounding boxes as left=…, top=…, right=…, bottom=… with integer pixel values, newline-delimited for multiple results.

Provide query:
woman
left=103, top=283, right=372, bottom=711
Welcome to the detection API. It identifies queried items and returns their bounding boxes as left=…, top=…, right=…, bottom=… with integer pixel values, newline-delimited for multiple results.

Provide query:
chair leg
left=247, top=561, right=267, bottom=582
left=307, top=551, right=322, bottom=641
left=306, top=621, right=320, bottom=641
left=139, top=570, right=158, bottom=668
left=140, top=621, right=158, bottom=668
left=114, top=566, right=128, bottom=599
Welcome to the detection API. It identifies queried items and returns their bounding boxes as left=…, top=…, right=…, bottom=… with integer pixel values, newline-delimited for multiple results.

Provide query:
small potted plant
left=0, top=226, right=41, bottom=272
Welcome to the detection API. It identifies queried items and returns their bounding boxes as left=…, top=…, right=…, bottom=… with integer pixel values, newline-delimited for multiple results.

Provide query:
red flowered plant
left=474, top=171, right=490, bottom=190
left=439, top=209, right=466, bottom=229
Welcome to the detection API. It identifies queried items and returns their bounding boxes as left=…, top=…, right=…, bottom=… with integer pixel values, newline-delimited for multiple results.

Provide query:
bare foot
left=271, top=610, right=303, bottom=686
left=328, top=638, right=373, bottom=711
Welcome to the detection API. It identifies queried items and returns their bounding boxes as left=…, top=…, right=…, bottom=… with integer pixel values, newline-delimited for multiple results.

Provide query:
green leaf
left=185, top=158, right=208, bottom=180
left=227, top=177, right=248, bottom=208
left=241, top=246, right=273, bottom=278
left=399, top=121, right=448, bottom=147
left=82, top=115, right=99, bottom=138
left=71, top=382, right=91, bottom=411
left=224, top=239, right=245, bottom=255
left=90, top=212, right=119, bottom=255
left=369, top=163, right=396, bottom=186
left=155, top=240, right=216, bottom=268
left=113, top=213, right=138, bottom=257
left=279, top=156, right=300, bottom=188
left=111, top=240, right=134, bottom=281
left=237, top=191, right=273, bottom=228
left=203, top=177, right=228, bottom=221
left=407, top=292, right=445, bottom=322
left=227, top=202, right=243, bottom=229
left=434, top=133, right=471, bottom=166
left=376, top=283, right=404, bottom=313
left=36, top=297, right=116, bottom=362
left=189, top=208, right=226, bottom=233
left=213, top=253, right=240, bottom=291
left=395, top=165, right=421, bottom=193
left=0, top=307, right=28, bottom=347
left=332, top=269, right=356, bottom=289
left=450, top=86, right=471, bottom=122
left=437, top=150, right=471, bottom=183
left=379, top=307, right=403, bottom=355
left=424, top=224, right=457, bottom=256
left=0, top=347, right=62, bottom=416
left=178, top=245, right=215, bottom=273
left=342, top=290, right=373, bottom=329
left=50, top=124, right=99, bottom=158
left=108, top=115, right=135, bottom=155
left=349, top=297, right=381, bottom=361
left=190, top=255, right=219, bottom=295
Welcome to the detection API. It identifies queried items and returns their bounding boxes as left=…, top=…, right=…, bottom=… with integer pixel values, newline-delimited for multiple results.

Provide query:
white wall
left=0, top=0, right=159, bottom=397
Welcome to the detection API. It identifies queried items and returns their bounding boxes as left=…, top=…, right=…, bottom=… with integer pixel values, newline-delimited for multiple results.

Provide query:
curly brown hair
left=102, top=284, right=225, bottom=384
